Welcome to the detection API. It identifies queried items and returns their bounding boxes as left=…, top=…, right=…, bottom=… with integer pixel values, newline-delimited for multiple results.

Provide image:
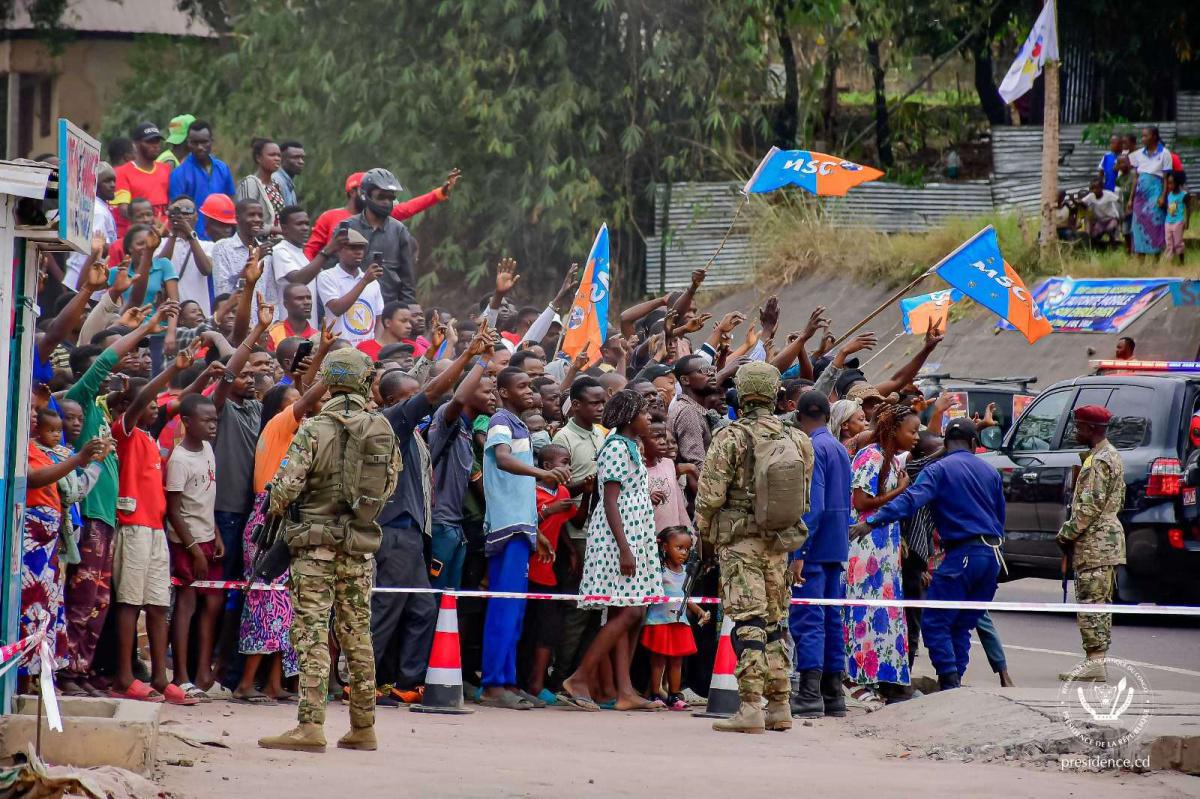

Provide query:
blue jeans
left=214, top=511, right=249, bottom=583
left=922, top=543, right=1000, bottom=678
left=429, top=522, right=466, bottom=590
left=975, top=612, right=1007, bottom=673
left=789, top=561, right=846, bottom=673
left=481, top=536, right=531, bottom=688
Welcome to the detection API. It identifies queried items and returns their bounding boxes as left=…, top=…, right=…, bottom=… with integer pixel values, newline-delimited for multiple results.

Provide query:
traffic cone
left=693, top=614, right=740, bottom=719
left=411, top=593, right=474, bottom=715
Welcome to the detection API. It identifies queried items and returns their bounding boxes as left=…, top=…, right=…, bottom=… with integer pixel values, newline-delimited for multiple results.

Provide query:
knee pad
left=731, top=617, right=766, bottom=659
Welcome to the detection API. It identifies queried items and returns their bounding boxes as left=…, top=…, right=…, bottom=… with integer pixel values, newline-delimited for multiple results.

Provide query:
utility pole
left=1037, top=0, right=1060, bottom=264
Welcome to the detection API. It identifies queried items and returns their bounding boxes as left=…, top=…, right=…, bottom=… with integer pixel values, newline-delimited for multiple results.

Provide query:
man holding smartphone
left=315, top=229, right=383, bottom=345
left=342, top=168, right=419, bottom=304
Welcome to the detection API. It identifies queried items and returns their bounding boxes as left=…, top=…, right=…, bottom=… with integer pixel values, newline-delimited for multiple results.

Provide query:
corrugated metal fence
left=646, top=116, right=1200, bottom=292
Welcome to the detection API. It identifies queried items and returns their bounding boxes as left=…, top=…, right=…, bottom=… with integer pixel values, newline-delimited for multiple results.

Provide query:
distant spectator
left=157, top=114, right=196, bottom=169
left=169, top=120, right=236, bottom=240
left=273, top=141, right=305, bottom=206
left=1097, top=134, right=1121, bottom=191
left=114, top=122, right=171, bottom=238
left=1115, top=336, right=1135, bottom=361
left=236, top=138, right=285, bottom=236
left=1162, top=173, right=1190, bottom=265
left=1079, top=179, right=1121, bottom=247
left=1128, top=125, right=1173, bottom=258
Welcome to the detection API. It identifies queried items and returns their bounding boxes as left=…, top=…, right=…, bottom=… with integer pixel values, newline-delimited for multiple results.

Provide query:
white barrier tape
left=0, top=624, right=49, bottom=681
left=38, top=641, right=63, bottom=732
left=178, top=580, right=1200, bottom=616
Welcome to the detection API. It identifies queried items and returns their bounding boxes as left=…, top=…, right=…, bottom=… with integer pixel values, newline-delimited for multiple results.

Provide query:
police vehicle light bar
left=1090, top=360, right=1200, bottom=373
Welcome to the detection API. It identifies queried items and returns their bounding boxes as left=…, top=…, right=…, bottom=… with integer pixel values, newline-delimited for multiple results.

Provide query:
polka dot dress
left=578, top=437, right=663, bottom=608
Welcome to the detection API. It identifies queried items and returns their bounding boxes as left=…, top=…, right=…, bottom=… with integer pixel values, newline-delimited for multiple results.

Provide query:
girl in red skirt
left=642, top=527, right=710, bottom=710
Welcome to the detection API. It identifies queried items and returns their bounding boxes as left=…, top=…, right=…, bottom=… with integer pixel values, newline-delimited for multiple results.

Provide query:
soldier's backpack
left=329, top=410, right=402, bottom=555
left=736, top=420, right=809, bottom=535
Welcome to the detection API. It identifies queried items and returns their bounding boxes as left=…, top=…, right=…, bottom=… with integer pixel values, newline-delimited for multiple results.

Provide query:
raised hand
left=802, top=305, right=830, bottom=340
left=89, top=230, right=106, bottom=261
left=678, top=312, right=712, bottom=335
left=572, top=350, right=592, bottom=372
left=174, top=339, right=202, bottom=371
left=320, top=318, right=337, bottom=349
left=428, top=310, right=449, bottom=353
left=443, top=167, right=462, bottom=194
left=553, top=263, right=580, bottom=311
left=110, top=258, right=134, bottom=295
left=147, top=300, right=180, bottom=334
left=494, top=257, right=520, bottom=296
left=841, top=332, right=878, bottom=356
left=758, top=296, right=780, bottom=338
left=242, top=251, right=263, bottom=286
left=363, top=262, right=383, bottom=284
left=715, top=311, right=746, bottom=336
left=79, top=437, right=108, bottom=463
left=925, top=320, right=945, bottom=348
left=467, top=320, right=496, bottom=358
left=255, top=292, right=275, bottom=328
left=690, top=268, right=707, bottom=289
left=83, top=260, right=110, bottom=292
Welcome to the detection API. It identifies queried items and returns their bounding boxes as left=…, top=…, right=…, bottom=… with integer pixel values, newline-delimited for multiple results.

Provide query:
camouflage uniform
left=1057, top=438, right=1125, bottom=654
left=268, top=351, right=394, bottom=733
left=695, top=363, right=813, bottom=707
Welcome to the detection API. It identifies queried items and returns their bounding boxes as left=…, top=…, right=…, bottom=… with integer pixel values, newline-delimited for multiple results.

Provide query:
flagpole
left=701, top=194, right=749, bottom=274
left=1037, top=0, right=1060, bottom=264
left=830, top=268, right=936, bottom=348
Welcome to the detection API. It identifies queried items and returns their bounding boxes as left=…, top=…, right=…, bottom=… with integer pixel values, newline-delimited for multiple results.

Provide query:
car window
left=1011, top=390, right=1071, bottom=452
left=1063, top=385, right=1153, bottom=450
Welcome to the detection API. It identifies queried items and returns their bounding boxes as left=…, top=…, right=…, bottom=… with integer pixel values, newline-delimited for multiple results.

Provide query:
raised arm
left=324, top=261, right=381, bottom=317
left=437, top=323, right=494, bottom=418
left=214, top=294, right=274, bottom=412
left=875, top=322, right=944, bottom=397
left=122, top=337, right=193, bottom=431
left=770, top=306, right=829, bottom=377
left=620, top=296, right=669, bottom=338
left=41, top=252, right=109, bottom=359
left=232, top=249, right=265, bottom=345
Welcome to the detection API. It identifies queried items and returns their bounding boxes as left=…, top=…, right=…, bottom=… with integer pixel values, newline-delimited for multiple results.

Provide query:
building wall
left=1, top=37, right=137, bottom=157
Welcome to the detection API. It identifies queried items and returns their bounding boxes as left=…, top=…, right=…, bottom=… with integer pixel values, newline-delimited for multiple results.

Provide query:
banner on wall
left=996, top=277, right=1177, bottom=334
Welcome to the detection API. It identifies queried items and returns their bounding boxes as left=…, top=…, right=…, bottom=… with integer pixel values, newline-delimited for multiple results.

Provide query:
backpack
left=329, top=410, right=402, bottom=554
left=736, top=420, right=810, bottom=533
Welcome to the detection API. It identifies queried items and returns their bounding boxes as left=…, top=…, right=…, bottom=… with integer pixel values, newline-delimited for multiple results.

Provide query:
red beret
left=1073, top=404, right=1112, bottom=426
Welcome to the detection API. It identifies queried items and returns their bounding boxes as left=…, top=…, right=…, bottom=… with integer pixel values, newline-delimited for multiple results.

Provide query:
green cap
left=165, top=114, right=196, bottom=145
left=734, top=361, right=781, bottom=404
left=320, top=348, right=375, bottom=397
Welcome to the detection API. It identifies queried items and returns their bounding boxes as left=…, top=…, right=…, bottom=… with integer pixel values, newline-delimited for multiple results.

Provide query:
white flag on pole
left=998, top=1, right=1058, bottom=104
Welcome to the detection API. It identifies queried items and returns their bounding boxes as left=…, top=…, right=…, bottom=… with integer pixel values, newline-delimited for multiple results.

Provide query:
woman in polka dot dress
left=559, top=390, right=663, bottom=711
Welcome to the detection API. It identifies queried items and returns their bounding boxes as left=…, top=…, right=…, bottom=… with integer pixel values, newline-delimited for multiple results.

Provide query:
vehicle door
left=997, top=388, right=1074, bottom=561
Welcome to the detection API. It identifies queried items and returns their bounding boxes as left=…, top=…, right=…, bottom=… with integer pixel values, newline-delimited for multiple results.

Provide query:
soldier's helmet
left=320, top=348, right=374, bottom=397
left=734, top=361, right=781, bottom=404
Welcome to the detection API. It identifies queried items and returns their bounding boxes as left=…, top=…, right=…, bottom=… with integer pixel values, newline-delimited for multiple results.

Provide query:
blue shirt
left=169, top=155, right=235, bottom=240
left=1099, top=152, right=1119, bottom=192
left=272, top=170, right=297, bottom=206
left=795, top=426, right=852, bottom=563
left=483, top=408, right=538, bottom=555
left=867, top=449, right=1005, bottom=544
left=109, top=258, right=178, bottom=307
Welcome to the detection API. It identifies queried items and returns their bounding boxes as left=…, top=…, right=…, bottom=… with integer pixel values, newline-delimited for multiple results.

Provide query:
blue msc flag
left=561, top=224, right=611, bottom=363
left=899, top=289, right=963, bottom=334
left=742, top=146, right=884, bottom=196
left=932, top=226, right=1051, bottom=344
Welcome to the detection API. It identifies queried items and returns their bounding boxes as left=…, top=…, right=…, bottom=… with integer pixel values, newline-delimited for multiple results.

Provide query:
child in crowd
left=166, top=393, right=223, bottom=702
left=642, top=527, right=709, bottom=710
left=1162, top=173, right=1190, bottom=264
left=644, top=418, right=694, bottom=534
left=523, top=444, right=576, bottom=705
left=110, top=331, right=200, bottom=705
left=481, top=367, right=570, bottom=709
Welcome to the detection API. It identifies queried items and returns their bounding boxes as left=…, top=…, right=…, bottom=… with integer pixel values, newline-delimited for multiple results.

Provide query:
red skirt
left=640, top=622, right=697, bottom=656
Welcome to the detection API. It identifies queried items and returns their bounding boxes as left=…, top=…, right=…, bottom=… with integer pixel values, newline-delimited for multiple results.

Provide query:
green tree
left=105, top=0, right=775, bottom=305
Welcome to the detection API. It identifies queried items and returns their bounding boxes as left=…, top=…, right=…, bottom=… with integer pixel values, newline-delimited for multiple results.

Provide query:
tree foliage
left=104, top=0, right=775, bottom=305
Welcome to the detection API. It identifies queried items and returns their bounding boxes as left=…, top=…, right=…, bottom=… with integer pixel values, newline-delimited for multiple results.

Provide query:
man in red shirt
left=304, top=168, right=462, bottom=259
left=356, top=300, right=412, bottom=360
left=114, top=122, right=172, bottom=238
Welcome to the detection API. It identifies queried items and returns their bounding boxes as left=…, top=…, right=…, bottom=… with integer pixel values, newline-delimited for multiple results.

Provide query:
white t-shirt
left=266, top=239, right=317, bottom=326
left=156, top=237, right=216, bottom=317
left=316, top=266, right=384, bottom=344
left=1081, top=189, right=1121, bottom=222
left=63, top=201, right=118, bottom=294
left=1129, top=145, right=1173, bottom=179
left=165, top=441, right=217, bottom=544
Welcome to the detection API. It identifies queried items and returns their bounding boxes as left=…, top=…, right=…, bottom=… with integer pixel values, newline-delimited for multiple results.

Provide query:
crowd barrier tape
left=174, top=579, right=1200, bottom=617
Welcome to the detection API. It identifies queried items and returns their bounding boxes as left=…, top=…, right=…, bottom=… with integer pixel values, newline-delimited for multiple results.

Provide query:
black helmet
left=360, top=167, right=403, bottom=197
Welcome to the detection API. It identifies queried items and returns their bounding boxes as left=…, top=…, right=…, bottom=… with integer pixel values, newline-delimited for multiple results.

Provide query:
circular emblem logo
left=567, top=305, right=585, bottom=331
left=1057, top=657, right=1152, bottom=749
left=345, top=300, right=376, bottom=337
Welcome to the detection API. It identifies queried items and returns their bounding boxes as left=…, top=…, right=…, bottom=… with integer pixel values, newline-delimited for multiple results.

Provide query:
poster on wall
left=996, top=277, right=1177, bottom=334
left=57, top=118, right=101, bottom=254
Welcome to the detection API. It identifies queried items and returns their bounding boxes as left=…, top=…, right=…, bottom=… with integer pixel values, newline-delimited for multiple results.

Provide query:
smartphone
left=370, top=250, right=384, bottom=266
left=290, top=340, right=314, bottom=373
left=236, top=278, right=247, bottom=291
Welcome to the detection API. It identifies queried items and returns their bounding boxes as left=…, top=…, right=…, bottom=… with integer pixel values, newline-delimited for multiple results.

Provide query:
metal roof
left=4, top=0, right=217, bottom=37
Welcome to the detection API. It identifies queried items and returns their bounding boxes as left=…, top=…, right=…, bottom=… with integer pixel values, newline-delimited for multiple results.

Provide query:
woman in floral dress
left=845, top=403, right=921, bottom=704
left=560, top=390, right=663, bottom=711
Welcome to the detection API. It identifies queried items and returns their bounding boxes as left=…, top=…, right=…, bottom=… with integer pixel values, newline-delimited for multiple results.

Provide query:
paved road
left=941, top=577, right=1200, bottom=693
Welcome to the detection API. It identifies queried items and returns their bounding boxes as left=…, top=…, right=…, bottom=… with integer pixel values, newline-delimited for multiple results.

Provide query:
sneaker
left=680, top=688, right=707, bottom=706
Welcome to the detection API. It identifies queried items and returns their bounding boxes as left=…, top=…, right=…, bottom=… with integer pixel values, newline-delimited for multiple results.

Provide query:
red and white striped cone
left=693, top=615, right=740, bottom=719
left=411, top=593, right=474, bottom=715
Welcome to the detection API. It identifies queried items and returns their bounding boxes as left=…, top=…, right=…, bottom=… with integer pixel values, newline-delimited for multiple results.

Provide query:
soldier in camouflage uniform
left=1056, top=404, right=1126, bottom=683
left=259, top=348, right=399, bottom=752
left=695, top=362, right=813, bottom=734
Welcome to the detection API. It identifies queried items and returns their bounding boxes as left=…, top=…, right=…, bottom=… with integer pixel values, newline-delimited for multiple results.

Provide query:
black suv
left=979, top=366, right=1200, bottom=604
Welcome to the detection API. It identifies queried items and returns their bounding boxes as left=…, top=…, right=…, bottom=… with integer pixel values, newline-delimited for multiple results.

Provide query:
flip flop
left=109, top=679, right=165, bottom=703
left=232, top=691, right=277, bottom=706
left=58, top=679, right=89, bottom=698
left=554, top=691, right=600, bottom=712
left=269, top=692, right=298, bottom=704
left=178, top=682, right=211, bottom=703
left=478, top=690, right=532, bottom=710
left=164, top=683, right=201, bottom=706
left=617, top=699, right=663, bottom=712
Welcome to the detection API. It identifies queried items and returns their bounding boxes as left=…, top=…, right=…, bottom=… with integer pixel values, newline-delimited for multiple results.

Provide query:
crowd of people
left=1055, top=125, right=1192, bottom=261
left=16, top=113, right=1126, bottom=743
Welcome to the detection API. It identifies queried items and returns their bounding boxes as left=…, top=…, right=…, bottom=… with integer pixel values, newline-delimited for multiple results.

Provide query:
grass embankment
left=751, top=199, right=1190, bottom=293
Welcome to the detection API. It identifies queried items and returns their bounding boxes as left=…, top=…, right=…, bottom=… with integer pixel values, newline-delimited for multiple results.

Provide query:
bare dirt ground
left=155, top=700, right=1200, bottom=799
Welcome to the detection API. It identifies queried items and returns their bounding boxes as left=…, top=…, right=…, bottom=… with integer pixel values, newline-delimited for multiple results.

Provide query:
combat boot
left=937, top=671, right=961, bottom=691
left=337, top=725, right=378, bottom=751
left=712, top=701, right=766, bottom=734
left=790, top=669, right=824, bottom=718
left=820, top=672, right=847, bottom=717
left=765, top=700, right=792, bottom=731
left=258, top=723, right=327, bottom=752
left=1059, top=659, right=1107, bottom=682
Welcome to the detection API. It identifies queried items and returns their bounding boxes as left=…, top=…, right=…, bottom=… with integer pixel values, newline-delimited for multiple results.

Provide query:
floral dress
left=578, top=436, right=664, bottom=608
left=845, top=444, right=909, bottom=686
left=237, top=490, right=298, bottom=676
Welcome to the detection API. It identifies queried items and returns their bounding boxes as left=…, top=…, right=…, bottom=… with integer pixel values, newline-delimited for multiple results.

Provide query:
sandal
left=58, top=678, right=89, bottom=698
left=478, top=690, right=532, bottom=710
left=554, top=690, right=600, bottom=712
left=109, top=679, right=165, bottom=703
left=665, top=692, right=688, bottom=711
left=231, top=690, right=277, bottom=705
left=163, top=683, right=201, bottom=706
left=847, top=684, right=886, bottom=711
left=178, top=682, right=211, bottom=703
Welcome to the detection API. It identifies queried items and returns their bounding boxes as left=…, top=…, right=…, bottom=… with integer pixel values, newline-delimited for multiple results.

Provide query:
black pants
left=371, top=525, right=437, bottom=689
